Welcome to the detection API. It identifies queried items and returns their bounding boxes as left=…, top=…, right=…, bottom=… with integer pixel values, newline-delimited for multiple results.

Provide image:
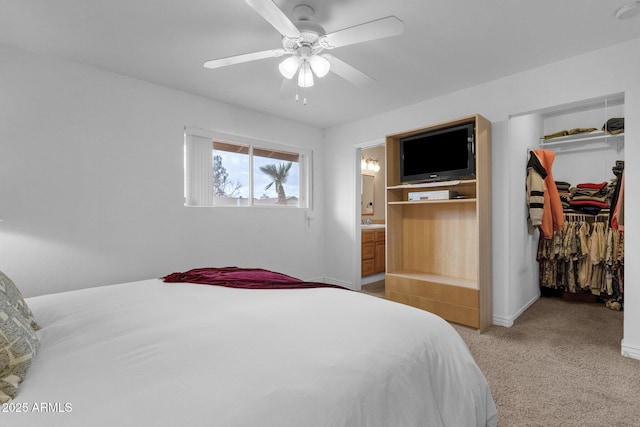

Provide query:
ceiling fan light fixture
left=298, top=61, right=314, bottom=87
left=205, top=1, right=405, bottom=101
left=308, top=54, right=331, bottom=78
left=279, top=55, right=300, bottom=79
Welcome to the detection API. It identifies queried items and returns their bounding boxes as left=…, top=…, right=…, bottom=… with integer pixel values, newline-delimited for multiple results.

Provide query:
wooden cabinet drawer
left=362, top=242, right=375, bottom=259
left=362, top=259, right=375, bottom=276
left=362, top=230, right=375, bottom=243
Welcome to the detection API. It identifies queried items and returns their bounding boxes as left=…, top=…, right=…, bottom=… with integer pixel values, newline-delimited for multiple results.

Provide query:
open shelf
left=388, top=198, right=476, bottom=205
left=387, top=179, right=477, bottom=204
left=387, top=179, right=473, bottom=190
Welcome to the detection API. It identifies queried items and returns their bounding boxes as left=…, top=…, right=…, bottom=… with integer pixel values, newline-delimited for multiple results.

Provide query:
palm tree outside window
left=259, top=162, right=293, bottom=205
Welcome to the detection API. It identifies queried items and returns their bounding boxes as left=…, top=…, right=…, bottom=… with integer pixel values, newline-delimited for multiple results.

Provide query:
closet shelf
left=539, top=131, right=624, bottom=153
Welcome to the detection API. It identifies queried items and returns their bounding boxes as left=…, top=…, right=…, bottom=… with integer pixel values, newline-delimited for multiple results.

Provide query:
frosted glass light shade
left=279, top=56, right=300, bottom=79
left=308, top=54, right=330, bottom=78
left=298, top=62, right=314, bottom=87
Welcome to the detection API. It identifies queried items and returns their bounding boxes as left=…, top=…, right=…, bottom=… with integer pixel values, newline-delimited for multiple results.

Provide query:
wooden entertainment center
left=385, top=114, right=492, bottom=331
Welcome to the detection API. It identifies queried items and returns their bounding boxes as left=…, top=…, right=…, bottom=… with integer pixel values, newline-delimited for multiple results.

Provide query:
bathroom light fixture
left=615, top=1, right=640, bottom=19
left=361, top=157, right=380, bottom=172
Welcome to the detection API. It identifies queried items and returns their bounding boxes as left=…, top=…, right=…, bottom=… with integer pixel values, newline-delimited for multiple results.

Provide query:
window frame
left=184, top=126, right=313, bottom=209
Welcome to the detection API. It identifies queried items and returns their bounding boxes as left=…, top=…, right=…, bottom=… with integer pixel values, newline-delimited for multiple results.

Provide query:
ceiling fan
left=203, top=0, right=404, bottom=102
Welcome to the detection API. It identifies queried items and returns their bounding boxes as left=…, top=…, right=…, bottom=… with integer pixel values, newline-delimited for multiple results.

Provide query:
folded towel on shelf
left=568, top=127, right=598, bottom=135
left=543, top=130, right=569, bottom=140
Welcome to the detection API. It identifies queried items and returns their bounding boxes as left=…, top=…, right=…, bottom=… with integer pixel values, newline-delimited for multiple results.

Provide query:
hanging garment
left=532, top=150, right=565, bottom=239
left=526, top=151, right=547, bottom=234
left=612, top=170, right=625, bottom=230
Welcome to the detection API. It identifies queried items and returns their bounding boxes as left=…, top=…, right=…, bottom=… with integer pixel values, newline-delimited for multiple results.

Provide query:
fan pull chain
left=294, top=87, right=308, bottom=106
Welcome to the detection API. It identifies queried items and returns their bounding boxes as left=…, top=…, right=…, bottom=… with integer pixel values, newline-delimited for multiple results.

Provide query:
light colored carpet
left=452, top=297, right=640, bottom=427
left=360, top=282, right=640, bottom=426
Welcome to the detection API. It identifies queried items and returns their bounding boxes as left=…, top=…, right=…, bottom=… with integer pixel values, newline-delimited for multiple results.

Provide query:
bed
left=2, top=267, right=497, bottom=426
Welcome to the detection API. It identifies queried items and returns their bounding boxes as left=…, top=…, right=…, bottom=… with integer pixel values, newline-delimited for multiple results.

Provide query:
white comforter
left=6, top=279, right=497, bottom=426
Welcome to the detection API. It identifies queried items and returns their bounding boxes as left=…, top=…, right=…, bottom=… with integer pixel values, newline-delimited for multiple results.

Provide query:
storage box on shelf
left=385, top=114, right=492, bottom=331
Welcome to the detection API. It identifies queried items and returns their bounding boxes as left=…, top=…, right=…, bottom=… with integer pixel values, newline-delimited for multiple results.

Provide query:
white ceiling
left=2, top=0, right=640, bottom=128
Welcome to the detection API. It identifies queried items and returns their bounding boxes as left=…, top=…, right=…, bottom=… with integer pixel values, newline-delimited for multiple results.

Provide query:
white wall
left=504, top=114, right=543, bottom=325
left=323, top=37, right=640, bottom=359
left=0, top=44, right=325, bottom=297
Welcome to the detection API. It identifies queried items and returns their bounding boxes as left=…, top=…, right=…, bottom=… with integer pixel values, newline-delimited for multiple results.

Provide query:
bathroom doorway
left=356, top=142, right=386, bottom=290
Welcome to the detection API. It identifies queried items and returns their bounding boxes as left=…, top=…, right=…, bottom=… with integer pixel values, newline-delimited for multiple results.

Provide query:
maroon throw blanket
left=163, top=267, right=347, bottom=290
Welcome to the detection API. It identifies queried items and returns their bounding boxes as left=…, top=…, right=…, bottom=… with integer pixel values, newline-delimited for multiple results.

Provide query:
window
left=184, top=127, right=312, bottom=208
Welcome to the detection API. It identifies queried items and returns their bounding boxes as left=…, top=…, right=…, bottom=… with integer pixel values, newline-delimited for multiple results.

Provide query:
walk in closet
left=523, top=93, right=625, bottom=309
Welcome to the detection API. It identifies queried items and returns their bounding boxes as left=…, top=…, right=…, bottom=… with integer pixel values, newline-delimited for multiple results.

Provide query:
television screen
left=400, top=124, right=475, bottom=183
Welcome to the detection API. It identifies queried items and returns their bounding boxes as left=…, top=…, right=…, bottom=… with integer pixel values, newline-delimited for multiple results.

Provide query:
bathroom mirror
left=361, top=174, right=374, bottom=215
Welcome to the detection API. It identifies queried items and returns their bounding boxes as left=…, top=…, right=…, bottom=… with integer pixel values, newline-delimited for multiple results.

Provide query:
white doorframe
left=353, top=139, right=385, bottom=290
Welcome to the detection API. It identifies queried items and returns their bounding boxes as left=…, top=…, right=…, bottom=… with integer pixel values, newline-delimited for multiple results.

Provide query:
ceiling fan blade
left=320, top=16, right=404, bottom=49
left=245, top=0, right=301, bottom=39
left=203, top=49, right=285, bottom=69
left=323, top=54, right=377, bottom=87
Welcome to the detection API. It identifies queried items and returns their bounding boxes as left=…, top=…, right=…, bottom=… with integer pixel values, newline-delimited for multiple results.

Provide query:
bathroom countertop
left=361, top=224, right=386, bottom=230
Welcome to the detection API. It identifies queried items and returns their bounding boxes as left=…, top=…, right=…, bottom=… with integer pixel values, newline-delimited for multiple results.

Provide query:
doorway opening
left=355, top=141, right=386, bottom=291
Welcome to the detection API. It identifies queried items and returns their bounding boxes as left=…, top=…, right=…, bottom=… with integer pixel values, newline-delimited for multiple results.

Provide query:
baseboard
left=361, top=273, right=385, bottom=285
left=621, top=340, right=640, bottom=360
left=492, top=294, right=540, bottom=328
left=491, top=315, right=514, bottom=328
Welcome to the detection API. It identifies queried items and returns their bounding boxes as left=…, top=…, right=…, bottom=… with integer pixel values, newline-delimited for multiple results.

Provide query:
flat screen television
left=399, top=123, right=475, bottom=183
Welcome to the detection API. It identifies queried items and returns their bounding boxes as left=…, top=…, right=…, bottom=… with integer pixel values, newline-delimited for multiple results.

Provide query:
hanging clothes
left=526, top=151, right=546, bottom=233
left=527, top=149, right=564, bottom=239
left=536, top=212, right=624, bottom=306
left=611, top=170, right=625, bottom=231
